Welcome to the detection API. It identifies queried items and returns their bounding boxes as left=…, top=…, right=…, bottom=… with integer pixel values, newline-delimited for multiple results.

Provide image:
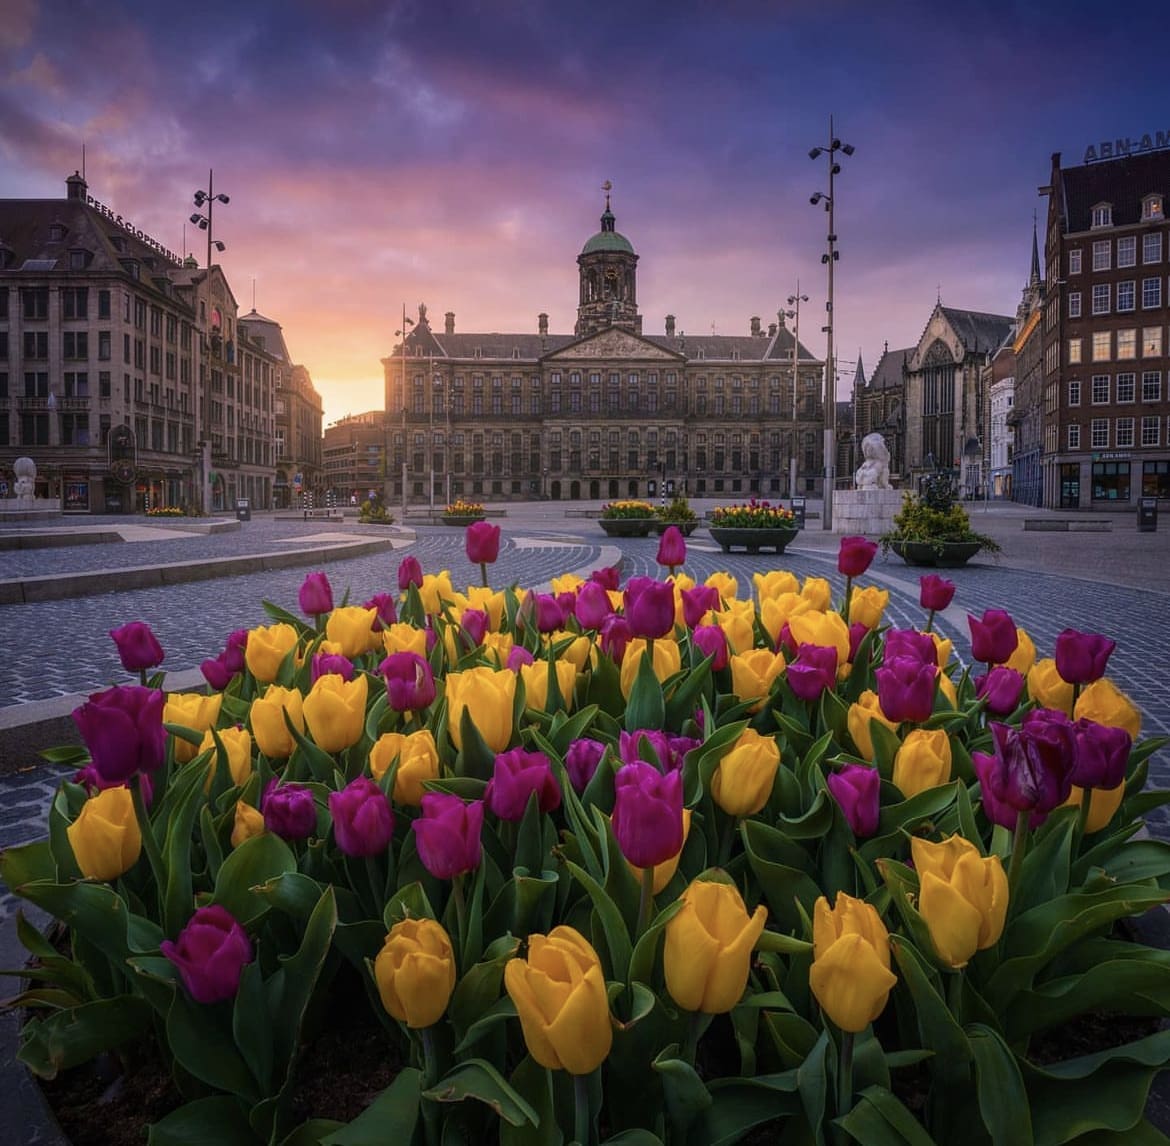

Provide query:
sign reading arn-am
left=1084, top=131, right=1170, bottom=164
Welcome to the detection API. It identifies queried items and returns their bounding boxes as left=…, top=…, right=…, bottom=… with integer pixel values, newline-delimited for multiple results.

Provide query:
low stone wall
left=832, top=489, right=903, bottom=535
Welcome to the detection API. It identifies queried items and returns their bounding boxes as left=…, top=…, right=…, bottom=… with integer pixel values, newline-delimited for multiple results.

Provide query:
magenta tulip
left=1054, top=628, right=1117, bottom=686
left=972, top=749, right=1046, bottom=831
left=363, top=593, right=398, bottom=631
left=1071, top=718, right=1132, bottom=790
left=72, top=685, right=166, bottom=784
left=379, top=651, right=436, bottom=712
left=312, top=652, right=355, bottom=683
left=612, top=762, right=684, bottom=868
left=975, top=666, right=1025, bottom=716
left=883, top=628, right=938, bottom=667
left=847, top=621, right=869, bottom=663
left=465, top=521, right=501, bottom=565
left=575, top=580, right=613, bottom=630
left=328, top=777, right=394, bottom=857
left=565, top=738, right=607, bottom=793
left=262, top=780, right=318, bottom=841
left=786, top=644, right=838, bottom=702
left=600, top=615, right=632, bottom=664
left=485, top=747, right=561, bottom=821
left=875, top=656, right=937, bottom=723
left=298, top=571, right=334, bottom=617
left=968, top=609, right=1019, bottom=666
left=222, top=629, right=248, bottom=675
left=590, top=565, right=621, bottom=591
left=976, top=711, right=1077, bottom=822
left=397, top=555, right=423, bottom=591
left=681, top=584, right=720, bottom=629
left=918, top=574, right=956, bottom=612
left=827, top=764, right=881, bottom=837
left=507, top=645, right=536, bottom=671
left=109, top=621, right=165, bottom=673
left=692, top=624, right=729, bottom=671
left=624, top=577, right=675, bottom=641
left=619, top=729, right=700, bottom=773
left=838, top=535, right=878, bottom=577
left=411, top=793, right=483, bottom=879
left=522, top=592, right=565, bottom=634
left=161, top=905, right=252, bottom=1004
left=460, top=609, right=489, bottom=648
left=656, top=526, right=687, bottom=571
left=201, top=654, right=233, bottom=690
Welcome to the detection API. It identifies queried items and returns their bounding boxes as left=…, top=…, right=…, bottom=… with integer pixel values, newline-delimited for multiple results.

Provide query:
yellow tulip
left=849, top=586, right=890, bottom=631
left=711, top=728, right=781, bottom=816
left=164, top=692, right=223, bottom=764
left=787, top=611, right=851, bottom=666
left=369, top=729, right=441, bottom=804
left=619, top=637, right=682, bottom=699
left=758, top=593, right=815, bottom=646
left=418, top=571, right=456, bottom=615
left=382, top=623, right=428, bottom=658
left=303, top=672, right=368, bottom=753
left=847, top=690, right=898, bottom=759
left=1075, top=678, right=1142, bottom=738
left=464, top=585, right=507, bottom=630
left=245, top=622, right=300, bottom=684
left=929, top=632, right=954, bottom=671
left=1002, top=628, right=1036, bottom=675
left=504, top=926, right=613, bottom=1074
left=628, top=809, right=692, bottom=895
left=800, top=576, right=833, bottom=611
left=230, top=801, right=265, bottom=848
left=912, top=835, right=1008, bottom=969
left=446, top=666, right=516, bottom=752
left=549, top=572, right=583, bottom=597
left=520, top=658, right=578, bottom=713
left=937, top=671, right=958, bottom=709
left=375, top=918, right=457, bottom=1029
left=199, top=725, right=253, bottom=789
left=547, top=631, right=595, bottom=673
left=705, top=571, right=739, bottom=603
left=753, top=569, right=800, bottom=603
left=714, top=603, right=757, bottom=656
left=664, top=878, right=768, bottom=1014
left=480, top=631, right=515, bottom=668
left=249, top=685, right=305, bottom=759
left=1062, top=781, right=1125, bottom=833
left=729, top=648, right=786, bottom=713
left=67, top=787, right=141, bottom=881
left=1027, top=658, right=1074, bottom=717
left=809, top=892, right=897, bottom=1032
left=892, top=729, right=953, bottom=798
left=325, top=606, right=378, bottom=658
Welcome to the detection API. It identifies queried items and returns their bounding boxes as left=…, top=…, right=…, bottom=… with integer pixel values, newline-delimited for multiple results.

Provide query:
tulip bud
left=656, top=525, right=687, bottom=570
left=624, top=577, right=677, bottom=640
left=827, top=763, right=881, bottom=837
left=507, top=644, right=536, bottom=671
left=72, top=685, right=166, bottom=784
left=975, top=666, right=1025, bottom=716
left=1074, top=677, right=1142, bottom=739
left=397, top=555, right=423, bottom=591
left=809, top=892, right=897, bottom=1032
left=465, top=520, right=501, bottom=565
left=311, top=651, right=355, bottom=684
left=109, top=621, right=165, bottom=673
left=918, top=573, right=956, bottom=612
left=785, top=644, right=838, bottom=701
left=298, top=571, right=334, bottom=617
left=230, top=801, right=265, bottom=848
left=369, top=728, right=441, bottom=804
left=244, top=622, right=300, bottom=684
left=875, top=656, right=937, bottom=724
left=846, top=690, right=898, bottom=759
left=161, top=905, right=253, bottom=1004
left=249, top=685, right=305, bottom=759
left=1054, top=628, right=1117, bottom=686
left=460, top=608, right=490, bottom=648
left=575, top=580, right=613, bottom=630
left=729, top=648, right=787, bottom=713
left=711, top=728, right=781, bottom=817
left=379, top=651, right=437, bottom=712
left=892, top=729, right=952, bottom=798
left=884, top=628, right=938, bottom=667
left=201, top=653, right=234, bottom=690
left=262, top=780, right=318, bottom=840
left=486, top=747, right=561, bottom=821
left=303, top=672, right=368, bottom=753
left=505, top=926, right=613, bottom=1074
left=612, top=762, right=684, bottom=869
left=1063, top=780, right=1125, bottom=833
left=222, top=629, right=248, bottom=675
left=692, top=624, right=729, bottom=671
left=968, top=608, right=1019, bottom=666
left=198, top=726, right=252, bottom=789
left=67, top=786, right=141, bottom=881
left=618, top=729, right=699, bottom=773
left=1070, top=718, right=1132, bottom=790
left=375, top=918, right=457, bottom=1028
left=328, top=776, right=394, bottom=857
left=600, top=614, right=632, bottom=664
left=591, top=565, right=621, bottom=590
left=664, top=879, right=767, bottom=1013
left=411, top=793, right=483, bottom=879
left=849, top=586, right=889, bottom=631
left=838, top=535, right=878, bottom=577
left=362, top=592, right=398, bottom=631
left=164, top=692, right=224, bottom=764
left=445, top=666, right=516, bottom=752
left=565, top=738, right=607, bottom=793
left=681, top=583, right=721, bottom=629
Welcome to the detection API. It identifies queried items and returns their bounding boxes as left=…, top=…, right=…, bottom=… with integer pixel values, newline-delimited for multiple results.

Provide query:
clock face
left=112, top=460, right=135, bottom=485
left=605, top=267, right=619, bottom=280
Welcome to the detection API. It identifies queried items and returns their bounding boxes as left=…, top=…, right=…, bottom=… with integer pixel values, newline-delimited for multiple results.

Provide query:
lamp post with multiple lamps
left=395, top=305, right=414, bottom=521
left=189, top=170, right=229, bottom=515
left=783, top=285, right=809, bottom=500
left=808, top=120, right=853, bottom=530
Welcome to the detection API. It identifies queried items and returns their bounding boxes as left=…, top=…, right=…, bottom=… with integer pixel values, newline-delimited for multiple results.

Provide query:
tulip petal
left=809, top=933, right=897, bottom=1032
left=919, top=871, right=983, bottom=968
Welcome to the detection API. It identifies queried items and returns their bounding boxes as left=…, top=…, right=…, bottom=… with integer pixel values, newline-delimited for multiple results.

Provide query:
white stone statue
left=13, top=456, right=36, bottom=508
left=854, top=433, right=891, bottom=490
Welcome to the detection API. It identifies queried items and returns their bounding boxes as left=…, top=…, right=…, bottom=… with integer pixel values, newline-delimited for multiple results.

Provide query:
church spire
left=1030, top=209, right=1041, bottom=287
left=600, top=179, right=616, bottom=233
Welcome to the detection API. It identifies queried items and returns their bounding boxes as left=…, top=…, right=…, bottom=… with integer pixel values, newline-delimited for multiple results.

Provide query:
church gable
left=543, top=326, right=682, bottom=362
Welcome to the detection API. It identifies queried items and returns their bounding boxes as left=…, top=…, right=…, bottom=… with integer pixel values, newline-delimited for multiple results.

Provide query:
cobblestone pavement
left=1, top=507, right=1168, bottom=919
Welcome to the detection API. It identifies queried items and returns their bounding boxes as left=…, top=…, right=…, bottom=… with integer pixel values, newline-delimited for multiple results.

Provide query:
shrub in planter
left=881, top=474, right=1000, bottom=564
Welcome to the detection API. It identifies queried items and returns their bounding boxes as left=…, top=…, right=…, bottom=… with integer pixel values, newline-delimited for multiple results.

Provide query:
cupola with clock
left=575, top=181, right=641, bottom=337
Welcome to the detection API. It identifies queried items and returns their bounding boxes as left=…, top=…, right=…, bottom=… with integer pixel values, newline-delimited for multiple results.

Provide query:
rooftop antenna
left=81, top=141, right=86, bottom=181
left=252, top=277, right=256, bottom=310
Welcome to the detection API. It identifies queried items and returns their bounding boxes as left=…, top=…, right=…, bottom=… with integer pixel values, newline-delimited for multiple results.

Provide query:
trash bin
left=235, top=497, right=251, bottom=522
left=790, top=497, right=806, bottom=529
left=1138, top=496, right=1157, bottom=532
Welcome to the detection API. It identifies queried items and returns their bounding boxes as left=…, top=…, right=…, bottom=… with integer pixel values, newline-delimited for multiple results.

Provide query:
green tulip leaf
left=160, top=759, right=212, bottom=938
left=0, top=840, right=55, bottom=893
left=664, top=652, right=712, bottom=730
left=209, top=833, right=298, bottom=927
left=627, top=897, right=683, bottom=989
left=966, top=1023, right=1033, bottom=1146
left=423, top=1057, right=540, bottom=1128
left=146, top=1096, right=260, bottom=1145
left=278, top=1121, right=346, bottom=1146
left=457, top=706, right=499, bottom=781
left=741, top=819, right=825, bottom=934
left=283, top=708, right=342, bottom=784
left=382, top=880, right=437, bottom=928
left=869, top=719, right=902, bottom=778
left=859, top=781, right=962, bottom=863
left=501, top=1055, right=562, bottom=1146
left=1013, top=811, right=1077, bottom=916
left=49, top=784, right=84, bottom=882
left=686, top=1070, right=801, bottom=1146
left=453, top=993, right=519, bottom=1055
left=565, top=859, right=633, bottom=982
left=231, top=959, right=275, bottom=1096
left=833, top=1084, right=940, bottom=1145
left=449, top=937, right=520, bottom=1043
left=166, top=990, right=262, bottom=1102
left=653, top=1050, right=712, bottom=1134
left=625, top=649, right=666, bottom=733
left=319, top=1068, right=423, bottom=1144
left=17, top=995, right=153, bottom=1079
left=796, top=1029, right=829, bottom=1146
left=819, top=688, right=850, bottom=748
left=603, top=1132, right=666, bottom=1145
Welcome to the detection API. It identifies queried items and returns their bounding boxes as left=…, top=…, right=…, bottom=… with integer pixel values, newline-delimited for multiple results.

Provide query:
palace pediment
left=543, top=327, right=683, bottom=362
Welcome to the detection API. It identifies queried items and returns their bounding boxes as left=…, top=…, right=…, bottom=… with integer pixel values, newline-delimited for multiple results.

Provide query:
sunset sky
left=1, top=0, right=1160, bottom=426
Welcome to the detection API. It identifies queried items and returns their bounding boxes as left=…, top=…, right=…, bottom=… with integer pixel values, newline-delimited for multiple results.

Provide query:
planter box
left=708, top=526, right=800, bottom=554
left=440, top=515, right=486, bottom=527
left=888, top=539, right=982, bottom=567
left=599, top=518, right=655, bottom=538
left=651, top=520, right=699, bottom=536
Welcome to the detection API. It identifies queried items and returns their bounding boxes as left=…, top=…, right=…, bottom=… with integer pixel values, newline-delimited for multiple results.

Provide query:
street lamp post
left=396, top=305, right=414, bottom=521
left=783, top=285, right=808, bottom=500
left=809, top=119, right=853, bottom=530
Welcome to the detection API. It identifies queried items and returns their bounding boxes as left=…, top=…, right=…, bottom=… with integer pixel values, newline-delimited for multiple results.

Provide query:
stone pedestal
left=833, top=489, right=903, bottom=535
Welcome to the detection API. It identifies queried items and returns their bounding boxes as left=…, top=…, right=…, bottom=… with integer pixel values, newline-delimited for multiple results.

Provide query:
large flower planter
left=441, top=515, right=485, bottom=527
left=599, top=518, right=655, bottom=538
left=651, top=519, right=699, bottom=537
left=888, top=539, right=982, bottom=567
left=708, top=526, right=800, bottom=554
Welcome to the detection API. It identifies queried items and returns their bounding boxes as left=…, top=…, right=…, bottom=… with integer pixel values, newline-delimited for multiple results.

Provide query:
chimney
left=538, top=312, right=548, bottom=336
left=768, top=322, right=777, bottom=338
left=66, top=171, right=88, bottom=201
left=665, top=314, right=676, bottom=338
left=750, top=315, right=761, bottom=337
left=445, top=311, right=455, bottom=335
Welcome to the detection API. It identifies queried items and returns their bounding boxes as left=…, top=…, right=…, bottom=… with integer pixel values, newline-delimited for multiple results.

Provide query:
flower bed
left=3, top=546, right=1168, bottom=1145
left=441, top=498, right=485, bottom=525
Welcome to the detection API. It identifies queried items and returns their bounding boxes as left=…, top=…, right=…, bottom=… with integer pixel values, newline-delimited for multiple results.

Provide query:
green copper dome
left=581, top=205, right=635, bottom=255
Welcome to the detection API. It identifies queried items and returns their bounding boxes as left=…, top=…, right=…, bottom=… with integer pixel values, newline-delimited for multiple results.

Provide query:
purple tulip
left=600, top=615, right=632, bottom=664
left=485, top=747, right=561, bottom=821
left=201, top=654, right=234, bottom=691
left=465, top=521, right=501, bottom=565
left=507, top=645, right=536, bottom=671
left=575, top=580, right=613, bottom=630
left=109, top=621, right=165, bottom=673
left=411, top=793, right=484, bottom=879
left=363, top=593, right=398, bottom=631
left=883, top=628, right=938, bottom=667
left=611, top=762, right=684, bottom=868
left=656, top=526, right=687, bottom=570
left=524, top=592, right=565, bottom=634
left=72, top=685, right=166, bottom=784
left=328, top=777, right=394, bottom=857
left=681, top=584, right=720, bottom=630
left=1071, top=718, right=1132, bottom=790
left=875, top=656, right=937, bottom=723
left=312, top=652, right=355, bottom=683
left=847, top=621, right=869, bottom=663
left=565, top=738, right=607, bottom=793
left=262, top=780, right=318, bottom=841
left=977, top=711, right=1077, bottom=820
left=919, top=574, right=956, bottom=612
left=838, top=535, right=878, bottom=578
left=1054, top=628, right=1117, bottom=686
left=786, top=644, right=838, bottom=702
left=161, top=905, right=253, bottom=1005
left=298, top=571, right=334, bottom=617
left=827, top=764, right=881, bottom=837
left=590, top=565, right=621, bottom=591
left=460, top=609, right=489, bottom=648
left=619, top=729, right=700, bottom=773
left=222, top=629, right=249, bottom=675
left=624, top=577, right=675, bottom=641
left=693, top=624, right=729, bottom=671
left=972, top=749, right=1047, bottom=831
left=968, top=609, right=1019, bottom=666
left=379, top=651, right=436, bottom=712
left=556, top=591, right=578, bottom=620
left=397, top=555, right=423, bottom=591
left=975, top=666, right=1025, bottom=716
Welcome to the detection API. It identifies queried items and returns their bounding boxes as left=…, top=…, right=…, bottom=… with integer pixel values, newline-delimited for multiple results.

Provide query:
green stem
left=842, top=574, right=854, bottom=625
left=924, top=607, right=936, bottom=634
left=682, top=1010, right=706, bottom=1067
left=717, top=812, right=738, bottom=869
left=646, top=637, right=655, bottom=668
left=1072, top=680, right=1082, bottom=714
left=837, top=1028, right=855, bottom=1116
left=364, top=854, right=384, bottom=918
left=452, top=873, right=469, bottom=970
left=1006, top=808, right=1031, bottom=899
left=130, top=774, right=165, bottom=904
left=636, top=863, right=656, bottom=940
left=480, top=560, right=488, bottom=589
left=1075, top=786, right=1094, bottom=842
left=420, top=1026, right=441, bottom=1146
left=574, top=1070, right=593, bottom=1146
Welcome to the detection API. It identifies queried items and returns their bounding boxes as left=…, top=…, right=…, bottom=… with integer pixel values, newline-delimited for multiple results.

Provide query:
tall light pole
left=783, top=285, right=808, bottom=500
left=428, top=353, right=436, bottom=513
left=396, top=305, right=414, bottom=521
left=809, top=119, right=853, bottom=530
left=190, top=169, right=229, bottom=515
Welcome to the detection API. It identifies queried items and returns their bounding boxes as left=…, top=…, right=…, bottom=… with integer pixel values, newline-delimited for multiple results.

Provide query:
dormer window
left=69, top=248, right=91, bottom=270
left=1091, top=203, right=1113, bottom=229
left=1143, top=194, right=1164, bottom=221
left=48, top=223, right=66, bottom=242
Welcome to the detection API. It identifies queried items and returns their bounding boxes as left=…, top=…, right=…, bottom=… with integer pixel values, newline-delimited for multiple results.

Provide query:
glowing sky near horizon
left=0, top=0, right=1160, bottom=426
